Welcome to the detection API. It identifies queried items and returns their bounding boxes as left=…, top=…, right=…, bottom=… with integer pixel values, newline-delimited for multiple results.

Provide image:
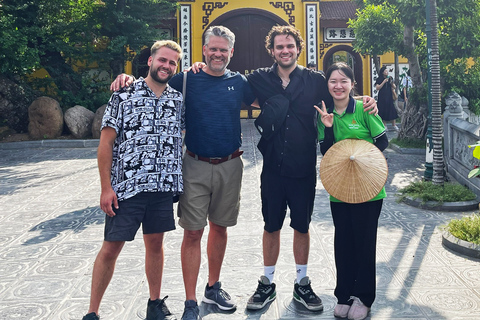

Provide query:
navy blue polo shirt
left=247, top=64, right=333, bottom=178
left=169, top=69, right=255, bottom=158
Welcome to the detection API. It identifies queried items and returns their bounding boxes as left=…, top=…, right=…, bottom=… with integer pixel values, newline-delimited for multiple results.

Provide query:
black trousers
left=330, top=200, right=383, bottom=308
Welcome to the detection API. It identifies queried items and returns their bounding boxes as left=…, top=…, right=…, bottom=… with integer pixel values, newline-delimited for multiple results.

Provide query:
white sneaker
left=347, top=296, right=370, bottom=320
left=334, top=303, right=350, bottom=318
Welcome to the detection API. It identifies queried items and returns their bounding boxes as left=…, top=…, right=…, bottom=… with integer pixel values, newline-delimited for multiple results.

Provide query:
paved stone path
left=0, top=120, right=479, bottom=320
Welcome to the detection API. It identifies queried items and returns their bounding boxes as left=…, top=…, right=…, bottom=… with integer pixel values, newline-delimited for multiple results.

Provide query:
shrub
left=397, top=180, right=477, bottom=204
left=445, top=214, right=480, bottom=245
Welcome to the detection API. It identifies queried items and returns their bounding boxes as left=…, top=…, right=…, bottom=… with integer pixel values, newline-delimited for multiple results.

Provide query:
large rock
left=91, top=104, right=107, bottom=139
left=28, top=96, right=64, bottom=139
left=64, top=105, right=95, bottom=139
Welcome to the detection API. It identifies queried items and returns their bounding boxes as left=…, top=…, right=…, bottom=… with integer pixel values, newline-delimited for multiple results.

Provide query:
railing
left=444, top=91, right=480, bottom=196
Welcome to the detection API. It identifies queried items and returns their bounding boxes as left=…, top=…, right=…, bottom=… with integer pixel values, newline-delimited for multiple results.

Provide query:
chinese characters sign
left=306, top=4, right=318, bottom=67
left=324, top=28, right=355, bottom=42
left=180, top=5, right=192, bottom=70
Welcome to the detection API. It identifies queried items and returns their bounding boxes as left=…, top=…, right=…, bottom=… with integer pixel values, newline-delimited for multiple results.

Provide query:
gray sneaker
left=293, top=276, right=323, bottom=311
left=146, top=296, right=176, bottom=320
left=82, top=312, right=99, bottom=320
left=202, top=281, right=236, bottom=310
left=181, top=300, right=201, bottom=320
left=246, top=276, right=277, bottom=310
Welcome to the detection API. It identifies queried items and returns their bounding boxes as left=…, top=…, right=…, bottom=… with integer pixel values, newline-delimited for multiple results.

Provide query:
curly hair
left=264, top=25, right=305, bottom=56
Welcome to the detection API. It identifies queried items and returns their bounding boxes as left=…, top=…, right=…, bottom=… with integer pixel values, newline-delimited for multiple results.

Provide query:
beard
left=206, top=56, right=230, bottom=73
left=149, top=66, right=173, bottom=84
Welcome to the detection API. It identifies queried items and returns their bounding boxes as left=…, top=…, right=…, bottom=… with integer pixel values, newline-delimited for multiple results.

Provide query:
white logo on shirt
left=228, top=86, right=234, bottom=91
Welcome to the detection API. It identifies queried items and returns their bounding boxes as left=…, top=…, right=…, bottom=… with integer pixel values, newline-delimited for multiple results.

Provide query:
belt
left=186, top=149, right=243, bottom=164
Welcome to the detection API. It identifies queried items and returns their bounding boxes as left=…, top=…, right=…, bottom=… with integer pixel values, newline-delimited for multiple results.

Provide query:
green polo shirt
left=317, top=98, right=387, bottom=202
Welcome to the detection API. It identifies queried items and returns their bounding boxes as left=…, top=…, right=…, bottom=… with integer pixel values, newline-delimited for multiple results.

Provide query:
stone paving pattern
left=0, top=120, right=479, bottom=320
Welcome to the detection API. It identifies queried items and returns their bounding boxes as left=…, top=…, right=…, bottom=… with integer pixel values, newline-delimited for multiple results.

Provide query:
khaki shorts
left=178, top=153, right=243, bottom=230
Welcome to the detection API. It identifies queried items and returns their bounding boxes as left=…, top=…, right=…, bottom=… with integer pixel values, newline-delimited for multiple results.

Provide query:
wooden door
left=210, top=9, right=287, bottom=117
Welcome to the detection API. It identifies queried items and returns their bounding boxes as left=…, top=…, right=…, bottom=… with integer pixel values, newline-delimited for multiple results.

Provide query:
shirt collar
left=329, top=97, right=356, bottom=114
left=270, top=63, right=303, bottom=79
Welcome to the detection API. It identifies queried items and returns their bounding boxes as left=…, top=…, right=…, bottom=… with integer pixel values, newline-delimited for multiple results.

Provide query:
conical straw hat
left=320, top=139, right=388, bottom=204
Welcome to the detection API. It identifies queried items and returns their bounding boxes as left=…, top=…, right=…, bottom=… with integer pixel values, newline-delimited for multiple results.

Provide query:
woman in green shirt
left=315, top=62, right=388, bottom=320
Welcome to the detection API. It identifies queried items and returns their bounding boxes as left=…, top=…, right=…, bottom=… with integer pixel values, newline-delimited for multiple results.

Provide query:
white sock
left=264, top=265, right=276, bottom=283
left=296, top=264, right=307, bottom=283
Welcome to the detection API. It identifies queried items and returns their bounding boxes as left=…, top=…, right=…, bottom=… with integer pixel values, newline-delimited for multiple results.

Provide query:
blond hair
left=151, top=40, right=183, bottom=61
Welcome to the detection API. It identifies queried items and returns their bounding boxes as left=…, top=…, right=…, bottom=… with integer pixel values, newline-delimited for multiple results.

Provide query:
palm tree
left=429, top=0, right=444, bottom=185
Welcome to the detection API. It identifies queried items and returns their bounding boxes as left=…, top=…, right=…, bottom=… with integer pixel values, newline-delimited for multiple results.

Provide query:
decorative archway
left=323, top=45, right=363, bottom=94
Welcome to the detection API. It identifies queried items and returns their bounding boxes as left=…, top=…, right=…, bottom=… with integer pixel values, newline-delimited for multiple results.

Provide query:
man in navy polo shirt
left=169, top=26, right=255, bottom=320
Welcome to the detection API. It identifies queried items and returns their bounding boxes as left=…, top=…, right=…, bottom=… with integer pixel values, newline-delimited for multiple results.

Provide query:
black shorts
left=104, top=191, right=175, bottom=241
left=260, top=170, right=316, bottom=233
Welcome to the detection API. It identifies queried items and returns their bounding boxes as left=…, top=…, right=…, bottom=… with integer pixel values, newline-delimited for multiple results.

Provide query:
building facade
left=130, top=0, right=408, bottom=111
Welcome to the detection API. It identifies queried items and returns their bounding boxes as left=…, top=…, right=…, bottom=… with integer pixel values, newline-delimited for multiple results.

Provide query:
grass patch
left=390, top=137, right=425, bottom=149
left=445, top=214, right=480, bottom=245
left=397, top=180, right=477, bottom=204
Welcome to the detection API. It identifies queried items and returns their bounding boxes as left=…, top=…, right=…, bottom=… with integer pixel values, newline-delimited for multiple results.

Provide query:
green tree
left=348, top=3, right=403, bottom=73
left=350, top=0, right=480, bottom=137
left=0, top=0, right=177, bottom=117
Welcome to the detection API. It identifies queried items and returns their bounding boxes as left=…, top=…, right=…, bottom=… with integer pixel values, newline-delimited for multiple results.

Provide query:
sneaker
left=293, top=276, right=323, bottom=311
left=181, top=300, right=201, bottom=320
left=347, top=296, right=370, bottom=320
left=82, top=312, right=99, bottom=320
left=334, top=304, right=350, bottom=318
left=202, top=281, right=236, bottom=310
left=146, top=296, right=176, bottom=320
left=246, top=276, right=276, bottom=310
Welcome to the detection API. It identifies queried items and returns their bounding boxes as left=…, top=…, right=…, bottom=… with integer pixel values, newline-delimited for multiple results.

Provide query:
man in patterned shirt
left=82, top=40, right=184, bottom=320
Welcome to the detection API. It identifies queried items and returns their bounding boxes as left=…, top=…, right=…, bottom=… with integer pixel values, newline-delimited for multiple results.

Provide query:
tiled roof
left=319, top=1, right=358, bottom=21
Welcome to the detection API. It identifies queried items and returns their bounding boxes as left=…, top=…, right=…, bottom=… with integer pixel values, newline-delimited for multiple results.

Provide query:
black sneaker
left=293, top=276, right=323, bottom=311
left=246, top=276, right=276, bottom=310
left=146, top=296, right=177, bottom=320
left=181, top=300, right=201, bottom=320
left=82, top=312, right=99, bottom=320
left=202, top=281, right=236, bottom=310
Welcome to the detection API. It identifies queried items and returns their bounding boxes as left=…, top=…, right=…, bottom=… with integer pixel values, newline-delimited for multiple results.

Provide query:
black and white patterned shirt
left=101, top=78, right=185, bottom=201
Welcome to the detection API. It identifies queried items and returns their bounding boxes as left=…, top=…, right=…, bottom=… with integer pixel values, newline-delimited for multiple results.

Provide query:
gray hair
left=204, top=26, right=235, bottom=49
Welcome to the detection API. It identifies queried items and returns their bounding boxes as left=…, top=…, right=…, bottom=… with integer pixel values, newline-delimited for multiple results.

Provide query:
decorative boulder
left=91, top=104, right=107, bottom=139
left=28, top=96, right=64, bottom=139
left=64, top=105, right=95, bottom=139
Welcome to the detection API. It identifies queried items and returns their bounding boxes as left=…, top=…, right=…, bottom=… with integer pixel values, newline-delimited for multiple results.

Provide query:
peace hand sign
left=314, top=101, right=334, bottom=128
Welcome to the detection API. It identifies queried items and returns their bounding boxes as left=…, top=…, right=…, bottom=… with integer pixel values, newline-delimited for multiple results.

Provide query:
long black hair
left=378, top=66, right=387, bottom=81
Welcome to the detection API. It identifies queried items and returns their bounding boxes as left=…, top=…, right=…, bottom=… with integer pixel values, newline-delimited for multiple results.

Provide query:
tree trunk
left=403, top=25, right=422, bottom=88
left=397, top=102, right=428, bottom=140
left=372, top=54, right=380, bottom=75
left=398, top=24, right=427, bottom=140
left=430, top=0, right=444, bottom=184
